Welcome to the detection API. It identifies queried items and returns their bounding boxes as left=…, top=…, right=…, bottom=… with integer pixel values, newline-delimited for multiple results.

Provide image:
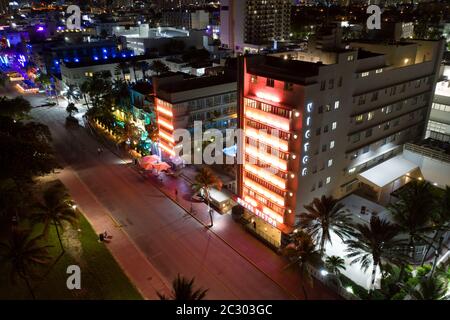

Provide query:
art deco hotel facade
left=236, top=38, right=445, bottom=247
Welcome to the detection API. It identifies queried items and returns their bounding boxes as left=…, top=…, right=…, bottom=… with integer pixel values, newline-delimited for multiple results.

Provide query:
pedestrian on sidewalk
left=97, top=147, right=102, bottom=155
left=175, top=189, right=178, bottom=200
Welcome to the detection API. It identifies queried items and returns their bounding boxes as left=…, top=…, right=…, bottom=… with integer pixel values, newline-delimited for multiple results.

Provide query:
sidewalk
left=86, top=125, right=340, bottom=299
left=139, top=165, right=340, bottom=300
left=57, top=167, right=171, bottom=300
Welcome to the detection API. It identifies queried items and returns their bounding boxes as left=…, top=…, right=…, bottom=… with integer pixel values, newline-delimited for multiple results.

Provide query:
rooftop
left=131, top=81, right=153, bottom=96
left=158, top=73, right=236, bottom=93
left=246, top=55, right=320, bottom=84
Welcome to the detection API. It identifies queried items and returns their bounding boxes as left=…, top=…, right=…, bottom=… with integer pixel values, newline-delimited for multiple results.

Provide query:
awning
left=357, top=155, right=419, bottom=189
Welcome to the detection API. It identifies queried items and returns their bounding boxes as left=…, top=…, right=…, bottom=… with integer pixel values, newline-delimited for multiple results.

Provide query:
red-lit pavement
left=26, top=95, right=340, bottom=300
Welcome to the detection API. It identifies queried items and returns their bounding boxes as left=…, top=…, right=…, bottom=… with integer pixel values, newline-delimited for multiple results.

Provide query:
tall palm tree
left=389, top=181, right=435, bottom=263
left=65, top=84, right=80, bottom=102
left=129, top=60, right=139, bottom=82
left=325, top=255, right=346, bottom=276
left=80, top=81, right=91, bottom=109
left=157, top=274, right=208, bottom=300
left=421, top=186, right=450, bottom=266
left=192, top=167, right=222, bottom=228
left=282, top=231, right=321, bottom=300
left=149, top=60, right=169, bottom=76
left=116, top=61, right=130, bottom=81
left=31, top=184, right=77, bottom=253
left=406, top=275, right=448, bottom=300
left=66, top=102, right=78, bottom=118
left=0, top=229, right=52, bottom=299
left=299, top=195, right=353, bottom=256
left=345, top=216, right=405, bottom=293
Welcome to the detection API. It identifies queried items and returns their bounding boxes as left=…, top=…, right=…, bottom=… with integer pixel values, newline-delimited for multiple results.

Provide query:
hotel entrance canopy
left=357, top=155, right=419, bottom=189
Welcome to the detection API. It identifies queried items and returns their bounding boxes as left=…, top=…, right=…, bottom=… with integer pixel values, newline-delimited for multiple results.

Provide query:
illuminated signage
left=237, top=197, right=277, bottom=227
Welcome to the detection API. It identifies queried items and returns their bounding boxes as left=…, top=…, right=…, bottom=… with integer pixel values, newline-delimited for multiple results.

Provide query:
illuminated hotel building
left=153, top=72, right=237, bottom=162
left=237, top=39, right=445, bottom=247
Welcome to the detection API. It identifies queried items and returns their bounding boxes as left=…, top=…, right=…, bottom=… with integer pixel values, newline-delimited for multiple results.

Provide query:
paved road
left=24, top=99, right=295, bottom=300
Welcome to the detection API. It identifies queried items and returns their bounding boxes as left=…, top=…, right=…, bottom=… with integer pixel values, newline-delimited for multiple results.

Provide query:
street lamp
left=72, top=204, right=77, bottom=210
left=320, top=269, right=329, bottom=277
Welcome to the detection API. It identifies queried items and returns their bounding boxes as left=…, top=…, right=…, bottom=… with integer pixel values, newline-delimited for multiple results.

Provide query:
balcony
left=245, top=108, right=290, bottom=132
left=245, top=144, right=288, bottom=171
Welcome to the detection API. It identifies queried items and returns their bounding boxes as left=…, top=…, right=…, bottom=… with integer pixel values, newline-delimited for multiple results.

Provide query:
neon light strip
left=244, top=178, right=285, bottom=206
left=241, top=196, right=283, bottom=224
left=157, top=106, right=173, bottom=117
left=158, top=118, right=174, bottom=131
left=159, top=130, right=174, bottom=143
left=245, top=127, right=289, bottom=152
left=245, top=144, right=287, bottom=171
left=256, top=91, right=281, bottom=103
left=245, top=109, right=290, bottom=131
left=159, top=142, right=175, bottom=156
left=244, top=163, right=286, bottom=189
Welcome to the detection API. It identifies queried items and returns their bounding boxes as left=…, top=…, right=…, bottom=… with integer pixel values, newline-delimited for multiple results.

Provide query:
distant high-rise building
left=220, top=0, right=292, bottom=53
left=155, top=0, right=207, bottom=10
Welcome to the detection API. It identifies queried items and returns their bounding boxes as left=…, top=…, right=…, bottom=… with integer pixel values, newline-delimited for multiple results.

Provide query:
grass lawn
left=0, top=212, right=142, bottom=300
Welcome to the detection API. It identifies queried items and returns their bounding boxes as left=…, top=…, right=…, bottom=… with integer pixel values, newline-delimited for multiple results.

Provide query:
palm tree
left=299, top=195, right=353, bottom=256
left=192, top=167, right=222, bottom=228
left=157, top=274, right=208, bottom=300
left=80, top=81, right=91, bottom=109
left=421, top=186, right=450, bottom=266
left=325, top=255, right=346, bottom=276
left=66, top=102, right=78, bottom=118
left=31, top=184, right=78, bottom=253
left=116, top=61, right=130, bottom=81
left=0, top=229, right=52, bottom=299
left=282, top=231, right=321, bottom=300
left=65, top=84, right=80, bottom=102
left=149, top=60, right=169, bottom=76
left=345, top=216, right=406, bottom=293
left=389, top=181, right=435, bottom=263
left=129, top=60, right=139, bottom=82
left=406, top=276, right=448, bottom=300
left=136, top=61, right=150, bottom=80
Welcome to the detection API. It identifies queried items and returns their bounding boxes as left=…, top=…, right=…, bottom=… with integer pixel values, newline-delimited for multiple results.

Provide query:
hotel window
left=320, top=80, right=326, bottom=91
left=318, top=180, right=323, bottom=188
left=367, top=112, right=374, bottom=121
left=250, top=75, right=258, bottom=83
left=318, top=106, right=323, bottom=114
left=351, top=151, right=358, bottom=160
left=412, top=97, right=418, bottom=105
left=328, top=159, right=333, bottom=167
left=311, top=183, right=316, bottom=191
left=324, top=125, right=329, bottom=133
left=332, top=122, right=337, bottom=130
left=330, top=140, right=335, bottom=149
left=284, top=82, right=293, bottom=91
left=384, top=122, right=391, bottom=130
left=338, top=77, right=343, bottom=87
left=400, top=84, right=406, bottom=93
left=322, top=144, right=327, bottom=152
left=363, top=145, right=370, bottom=154
left=329, top=79, right=334, bottom=89
left=390, top=87, right=396, bottom=96
left=355, top=114, right=364, bottom=124
left=334, top=101, right=340, bottom=109
left=325, top=104, right=331, bottom=112
left=351, top=133, right=360, bottom=143
left=316, top=128, right=321, bottom=136
left=358, top=95, right=366, bottom=105
left=326, top=177, right=331, bottom=184
left=312, top=165, right=317, bottom=173
left=371, top=92, right=378, bottom=101
left=266, top=78, right=275, bottom=87
left=366, top=128, right=372, bottom=138
left=375, top=68, right=383, bottom=74
left=394, top=119, right=400, bottom=127
left=361, top=72, right=369, bottom=77
left=347, top=55, right=354, bottom=61
left=348, top=167, right=356, bottom=174
left=396, top=103, right=402, bottom=111
left=415, top=80, right=421, bottom=88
